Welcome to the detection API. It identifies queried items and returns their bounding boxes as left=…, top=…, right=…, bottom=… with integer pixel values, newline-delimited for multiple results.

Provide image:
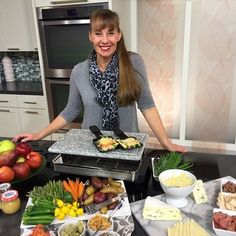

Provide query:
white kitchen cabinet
left=0, top=95, right=21, bottom=137
left=0, top=0, right=37, bottom=51
left=0, top=94, right=49, bottom=138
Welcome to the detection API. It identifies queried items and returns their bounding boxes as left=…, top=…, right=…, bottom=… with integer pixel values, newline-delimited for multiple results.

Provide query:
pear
left=0, top=140, right=16, bottom=154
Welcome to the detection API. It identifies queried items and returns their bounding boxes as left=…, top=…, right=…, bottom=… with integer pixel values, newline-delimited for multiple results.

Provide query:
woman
left=13, top=9, right=186, bottom=153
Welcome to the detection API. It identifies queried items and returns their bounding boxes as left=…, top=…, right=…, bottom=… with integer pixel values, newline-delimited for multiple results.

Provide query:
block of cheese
left=143, top=196, right=182, bottom=221
left=167, top=219, right=211, bottom=236
left=192, top=180, right=208, bottom=204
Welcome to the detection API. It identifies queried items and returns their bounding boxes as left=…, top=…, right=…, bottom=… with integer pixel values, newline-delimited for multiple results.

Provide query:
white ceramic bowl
left=96, top=231, right=119, bottom=236
left=87, top=213, right=114, bottom=236
left=58, top=220, right=86, bottom=236
left=159, top=169, right=196, bottom=208
left=212, top=208, right=236, bottom=236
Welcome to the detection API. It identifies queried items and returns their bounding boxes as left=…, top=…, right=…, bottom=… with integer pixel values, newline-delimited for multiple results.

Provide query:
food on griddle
left=222, top=181, right=236, bottom=193
left=96, top=136, right=118, bottom=152
left=116, top=137, right=141, bottom=149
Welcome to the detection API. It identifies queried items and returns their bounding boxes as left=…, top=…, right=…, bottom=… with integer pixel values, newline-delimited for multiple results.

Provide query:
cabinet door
left=17, top=95, right=46, bottom=109
left=19, top=109, right=49, bottom=133
left=0, top=0, right=35, bottom=51
left=0, top=108, right=21, bottom=137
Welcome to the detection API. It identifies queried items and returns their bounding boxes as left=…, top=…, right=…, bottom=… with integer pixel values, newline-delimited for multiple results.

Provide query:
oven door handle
left=41, top=19, right=90, bottom=25
left=46, top=78, right=70, bottom=85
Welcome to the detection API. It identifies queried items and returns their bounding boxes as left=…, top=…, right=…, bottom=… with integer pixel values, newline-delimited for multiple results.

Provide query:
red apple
left=26, top=151, right=42, bottom=169
left=16, top=142, right=32, bottom=157
left=0, top=150, right=18, bottom=167
left=0, top=166, right=15, bottom=183
left=12, top=162, right=30, bottom=179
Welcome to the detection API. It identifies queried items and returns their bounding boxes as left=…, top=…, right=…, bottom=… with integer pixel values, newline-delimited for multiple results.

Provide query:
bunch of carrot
left=62, top=178, right=84, bottom=202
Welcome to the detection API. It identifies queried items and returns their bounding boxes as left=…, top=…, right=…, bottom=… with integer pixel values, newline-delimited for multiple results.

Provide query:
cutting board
left=48, top=129, right=148, bottom=161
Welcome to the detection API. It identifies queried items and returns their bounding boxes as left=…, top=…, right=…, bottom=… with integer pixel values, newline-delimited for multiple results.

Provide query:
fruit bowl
left=159, top=169, right=196, bottom=208
left=11, top=155, right=46, bottom=184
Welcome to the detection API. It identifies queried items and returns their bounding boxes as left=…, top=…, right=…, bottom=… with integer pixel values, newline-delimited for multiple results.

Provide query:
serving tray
left=48, top=129, right=148, bottom=161
left=20, top=180, right=131, bottom=229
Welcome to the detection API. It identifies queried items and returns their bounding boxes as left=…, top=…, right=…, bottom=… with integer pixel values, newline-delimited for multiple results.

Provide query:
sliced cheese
left=190, top=219, right=211, bottom=236
left=192, top=180, right=208, bottom=204
left=168, top=219, right=211, bottom=236
left=143, top=196, right=182, bottom=221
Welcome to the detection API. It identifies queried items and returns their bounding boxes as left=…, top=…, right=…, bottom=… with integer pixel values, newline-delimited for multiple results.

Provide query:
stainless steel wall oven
left=36, top=3, right=108, bottom=129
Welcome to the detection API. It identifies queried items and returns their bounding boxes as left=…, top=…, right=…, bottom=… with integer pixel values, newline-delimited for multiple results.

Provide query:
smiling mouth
left=100, top=46, right=111, bottom=50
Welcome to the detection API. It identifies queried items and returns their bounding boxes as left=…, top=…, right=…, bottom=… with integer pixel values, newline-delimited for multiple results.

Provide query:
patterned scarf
left=89, top=50, right=120, bottom=130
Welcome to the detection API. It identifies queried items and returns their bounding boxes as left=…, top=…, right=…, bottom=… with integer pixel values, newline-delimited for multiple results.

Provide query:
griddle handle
left=89, top=125, right=103, bottom=138
left=114, top=128, right=128, bottom=139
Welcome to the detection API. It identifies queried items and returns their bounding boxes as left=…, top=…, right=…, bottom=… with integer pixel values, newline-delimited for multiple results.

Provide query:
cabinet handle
left=0, top=109, right=10, bottom=112
left=25, top=111, right=39, bottom=114
left=7, top=48, right=20, bottom=51
left=0, top=100, right=9, bottom=103
left=23, top=101, right=37, bottom=105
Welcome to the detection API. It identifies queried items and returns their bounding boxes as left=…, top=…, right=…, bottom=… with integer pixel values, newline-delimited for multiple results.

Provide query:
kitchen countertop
left=0, top=139, right=236, bottom=236
left=0, top=80, right=43, bottom=95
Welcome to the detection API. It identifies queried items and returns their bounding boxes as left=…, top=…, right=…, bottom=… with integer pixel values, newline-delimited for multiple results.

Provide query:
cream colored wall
left=137, top=0, right=236, bottom=151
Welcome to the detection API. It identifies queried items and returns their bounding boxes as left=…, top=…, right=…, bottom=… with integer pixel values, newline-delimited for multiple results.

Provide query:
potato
left=91, top=177, right=103, bottom=190
left=113, top=186, right=125, bottom=194
left=99, top=206, right=108, bottom=214
left=82, top=192, right=88, bottom=202
left=94, top=191, right=106, bottom=204
left=102, top=178, right=108, bottom=185
left=86, top=185, right=96, bottom=196
left=108, top=177, right=122, bottom=187
left=100, top=186, right=118, bottom=194
left=84, top=194, right=94, bottom=205
left=106, top=192, right=117, bottom=200
left=107, top=201, right=118, bottom=210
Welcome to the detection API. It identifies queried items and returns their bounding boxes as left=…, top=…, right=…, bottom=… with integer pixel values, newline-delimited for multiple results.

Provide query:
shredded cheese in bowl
left=162, top=173, right=194, bottom=187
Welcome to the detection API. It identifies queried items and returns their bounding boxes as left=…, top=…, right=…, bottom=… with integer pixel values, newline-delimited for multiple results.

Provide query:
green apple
left=0, top=140, right=16, bottom=154
left=16, top=156, right=25, bottom=163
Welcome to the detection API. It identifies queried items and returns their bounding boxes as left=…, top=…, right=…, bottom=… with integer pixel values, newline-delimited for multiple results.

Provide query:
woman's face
left=89, top=26, right=121, bottom=61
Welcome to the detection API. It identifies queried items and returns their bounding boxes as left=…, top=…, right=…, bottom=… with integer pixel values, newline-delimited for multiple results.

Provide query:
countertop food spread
left=1, top=139, right=236, bottom=236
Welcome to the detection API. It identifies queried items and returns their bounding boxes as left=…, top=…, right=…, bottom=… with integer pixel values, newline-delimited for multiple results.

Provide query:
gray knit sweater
left=60, top=52, right=155, bottom=132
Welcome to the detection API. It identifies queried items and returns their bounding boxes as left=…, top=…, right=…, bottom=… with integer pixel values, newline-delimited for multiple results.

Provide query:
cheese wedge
left=143, top=196, right=182, bottom=221
left=192, top=180, right=208, bottom=204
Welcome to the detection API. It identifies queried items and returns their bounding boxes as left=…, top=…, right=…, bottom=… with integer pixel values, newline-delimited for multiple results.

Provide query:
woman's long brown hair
left=90, top=9, right=141, bottom=106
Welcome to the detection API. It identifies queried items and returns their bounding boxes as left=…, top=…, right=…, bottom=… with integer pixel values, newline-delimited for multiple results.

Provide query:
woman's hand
left=163, top=141, right=188, bottom=153
left=12, top=133, right=41, bottom=143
